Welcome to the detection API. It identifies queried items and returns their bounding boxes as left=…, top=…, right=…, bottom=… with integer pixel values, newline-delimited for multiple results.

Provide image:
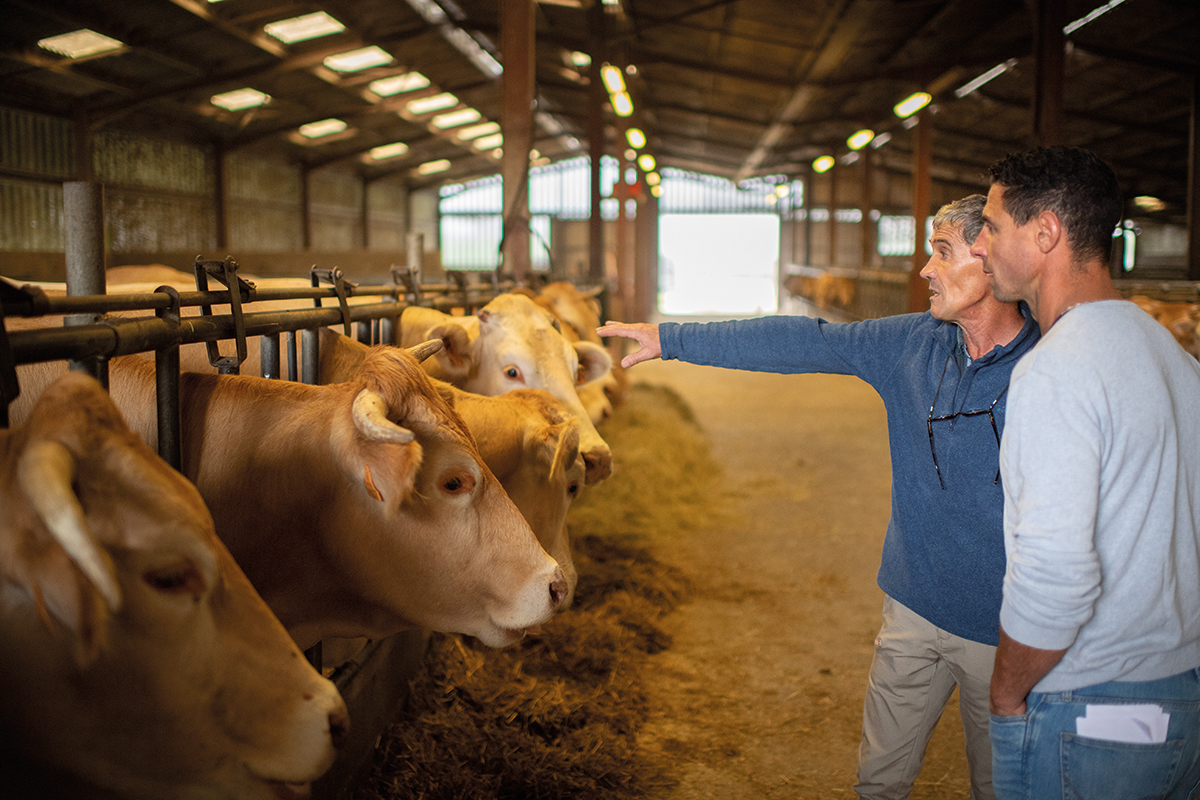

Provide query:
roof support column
left=300, top=166, right=312, bottom=250
left=1032, top=0, right=1065, bottom=146
left=860, top=151, right=875, bottom=269
left=634, top=189, right=658, bottom=322
left=360, top=175, right=370, bottom=250
left=827, top=161, right=838, bottom=269
left=615, top=150, right=631, bottom=320
left=214, top=143, right=228, bottom=250
left=587, top=4, right=607, bottom=284
left=1188, top=73, right=1200, bottom=280
left=907, top=108, right=932, bottom=313
left=500, top=0, right=535, bottom=282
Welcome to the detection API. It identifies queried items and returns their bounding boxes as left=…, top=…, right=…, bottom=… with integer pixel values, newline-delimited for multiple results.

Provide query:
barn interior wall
left=0, top=106, right=427, bottom=284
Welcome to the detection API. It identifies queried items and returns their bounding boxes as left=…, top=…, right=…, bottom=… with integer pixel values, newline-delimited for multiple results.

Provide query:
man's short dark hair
left=987, top=146, right=1123, bottom=265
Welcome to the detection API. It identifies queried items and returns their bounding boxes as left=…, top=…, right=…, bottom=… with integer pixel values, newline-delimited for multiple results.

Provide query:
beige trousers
left=854, top=595, right=997, bottom=800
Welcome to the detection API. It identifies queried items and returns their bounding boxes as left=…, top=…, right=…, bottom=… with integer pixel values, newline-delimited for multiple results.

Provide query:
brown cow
left=1, top=372, right=348, bottom=800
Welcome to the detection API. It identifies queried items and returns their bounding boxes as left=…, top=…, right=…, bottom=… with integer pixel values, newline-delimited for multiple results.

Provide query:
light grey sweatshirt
left=1000, top=300, right=1200, bottom=692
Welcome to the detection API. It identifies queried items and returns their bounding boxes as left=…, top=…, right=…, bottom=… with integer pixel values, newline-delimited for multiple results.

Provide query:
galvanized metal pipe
left=63, top=181, right=107, bottom=384
left=261, top=333, right=281, bottom=380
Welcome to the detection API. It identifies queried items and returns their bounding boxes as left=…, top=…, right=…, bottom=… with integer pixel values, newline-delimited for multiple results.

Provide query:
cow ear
left=573, top=341, right=612, bottom=386
left=428, top=323, right=475, bottom=379
left=544, top=420, right=581, bottom=484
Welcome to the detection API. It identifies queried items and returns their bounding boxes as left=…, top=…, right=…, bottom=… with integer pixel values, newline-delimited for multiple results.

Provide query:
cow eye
left=439, top=470, right=476, bottom=495
left=143, top=562, right=205, bottom=599
left=503, top=366, right=522, bottom=382
left=568, top=483, right=580, bottom=497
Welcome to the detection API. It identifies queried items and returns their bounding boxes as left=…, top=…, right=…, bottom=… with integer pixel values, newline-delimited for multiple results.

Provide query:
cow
left=161, top=327, right=586, bottom=609
left=1, top=371, right=348, bottom=800
left=7, top=333, right=568, bottom=652
left=309, top=330, right=587, bottom=608
left=399, top=292, right=614, bottom=484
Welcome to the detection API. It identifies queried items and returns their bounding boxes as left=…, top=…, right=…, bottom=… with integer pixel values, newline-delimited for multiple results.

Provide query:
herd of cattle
left=1, top=271, right=622, bottom=799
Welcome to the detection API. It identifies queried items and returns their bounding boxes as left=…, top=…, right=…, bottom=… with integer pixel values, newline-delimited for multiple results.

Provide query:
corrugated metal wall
left=227, top=149, right=304, bottom=253
left=0, top=107, right=74, bottom=253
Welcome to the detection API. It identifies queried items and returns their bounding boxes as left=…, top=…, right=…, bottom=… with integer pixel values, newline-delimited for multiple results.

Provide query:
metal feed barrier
left=0, top=253, right=537, bottom=800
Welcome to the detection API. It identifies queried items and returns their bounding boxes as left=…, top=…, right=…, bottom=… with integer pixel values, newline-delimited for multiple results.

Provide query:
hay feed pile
left=352, top=384, right=725, bottom=800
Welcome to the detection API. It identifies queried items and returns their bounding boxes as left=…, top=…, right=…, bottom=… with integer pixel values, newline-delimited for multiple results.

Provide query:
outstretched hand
left=595, top=321, right=662, bottom=368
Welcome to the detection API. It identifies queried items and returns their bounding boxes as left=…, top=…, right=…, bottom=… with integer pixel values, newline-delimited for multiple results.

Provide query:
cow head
left=0, top=372, right=347, bottom=800
left=443, top=385, right=585, bottom=608
left=322, top=346, right=568, bottom=648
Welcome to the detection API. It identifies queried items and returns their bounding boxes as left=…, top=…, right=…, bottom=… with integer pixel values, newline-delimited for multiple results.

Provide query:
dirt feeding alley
left=630, top=355, right=972, bottom=799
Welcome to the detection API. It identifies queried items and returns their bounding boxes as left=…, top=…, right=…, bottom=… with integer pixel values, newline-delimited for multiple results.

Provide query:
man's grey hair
left=931, top=194, right=986, bottom=248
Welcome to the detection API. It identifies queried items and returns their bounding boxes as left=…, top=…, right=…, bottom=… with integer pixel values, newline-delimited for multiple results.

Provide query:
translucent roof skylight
left=38, top=29, right=123, bottom=58
left=264, top=12, right=345, bottom=44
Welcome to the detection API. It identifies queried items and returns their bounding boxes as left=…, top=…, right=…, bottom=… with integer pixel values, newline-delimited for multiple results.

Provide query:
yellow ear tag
left=363, top=464, right=384, bottom=502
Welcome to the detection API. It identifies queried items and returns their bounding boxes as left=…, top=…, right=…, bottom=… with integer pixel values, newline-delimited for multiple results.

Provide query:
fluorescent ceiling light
left=456, top=121, right=500, bottom=140
left=324, top=46, right=392, bottom=73
left=626, top=128, right=646, bottom=148
left=870, top=131, right=892, bottom=149
left=637, top=154, right=656, bottom=172
left=370, top=142, right=409, bottom=160
left=492, top=149, right=503, bottom=159
left=570, top=51, right=592, bottom=67
left=406, top=92, right=459, bottom=115
left=955, top=58, right=1018, bottom=99
left=443, top=27, right=502, bottom=77
left=611, top=92, right=633, bottom=117
left=1134, top=195, right=1165, bottom=212
left=417, top=159, right=451, bottom=175
left=299, top=118, right=348, bottom=138
left=847, top=129, right=875, bottom=150
left=600, top=64, right=626, bottom=93
left=474, top=133, right=504, bottom=150
left=264, top=12, right=344, bottom=44
left=432, top=108, right=482, bottom=129
left=813, top=155, right=835, bottom=173
left=775, top=184, right=790, bottom=197
left=211, top=88, right=270, bottom=111
left=38, top=29, right=123, bottom=58
left=624, top=148, right=637, bottom=161
left=646, top=172, right=661, bottom=186
left=540, top=0, right=583, bottom=6
left=369, top=72, right=430, bottom=97
left=651, top=185, right=663, bottom=197
left=1064, top=0, right=1130, bottom=34
left=894, top=92, right=931, bottom=118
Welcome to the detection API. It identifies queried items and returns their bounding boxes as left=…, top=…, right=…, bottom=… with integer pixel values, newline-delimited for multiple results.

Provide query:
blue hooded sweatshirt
left=659, top=309, right=1040, bottom=645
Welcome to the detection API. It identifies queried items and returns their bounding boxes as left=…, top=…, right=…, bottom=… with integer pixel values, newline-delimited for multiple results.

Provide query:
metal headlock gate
left=0, top=252, right=534, bottom=800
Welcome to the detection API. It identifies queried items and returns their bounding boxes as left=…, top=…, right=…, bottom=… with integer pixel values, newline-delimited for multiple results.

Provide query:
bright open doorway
left=658, top=213, right=780, bottom=316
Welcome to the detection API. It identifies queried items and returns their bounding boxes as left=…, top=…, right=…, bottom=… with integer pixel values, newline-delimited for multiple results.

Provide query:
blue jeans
left=990, top=668, right=1200, bottom=800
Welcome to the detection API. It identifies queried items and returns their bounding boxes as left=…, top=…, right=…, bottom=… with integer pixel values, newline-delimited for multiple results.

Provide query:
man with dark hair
left=972, top=145, right=1200, bottom=799
left=600, top=194, right=1038, bottom=799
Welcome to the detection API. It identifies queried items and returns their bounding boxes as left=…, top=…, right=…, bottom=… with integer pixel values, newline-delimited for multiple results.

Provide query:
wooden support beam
left=1032, top=0, right=1065, bottom=146
left=907, top=109, right=932, bottom=313
left=500, top=0, right=535, bottom=281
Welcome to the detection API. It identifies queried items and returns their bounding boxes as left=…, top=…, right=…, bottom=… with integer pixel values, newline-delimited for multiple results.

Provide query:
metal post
left=907, top=109, right=933, bottom=313
left=63, top=181, right=108, bottom=385
left=261, top=334, right=281, bottom=380
left=302, top=328, right=319, bottom=385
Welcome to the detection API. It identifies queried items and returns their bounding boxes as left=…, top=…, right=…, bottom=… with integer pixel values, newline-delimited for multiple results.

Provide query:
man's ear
left=1034, top=209, right=1063, bottom=254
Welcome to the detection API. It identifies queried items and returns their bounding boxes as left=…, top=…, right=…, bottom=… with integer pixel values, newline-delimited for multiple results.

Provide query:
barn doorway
left=658, top=213, right=780, bottom=316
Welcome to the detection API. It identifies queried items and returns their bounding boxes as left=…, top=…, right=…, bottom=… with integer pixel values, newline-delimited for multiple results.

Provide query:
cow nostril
left=549, top=573, right=568, bottom=607
left=328, top=710, right=350, bottom=750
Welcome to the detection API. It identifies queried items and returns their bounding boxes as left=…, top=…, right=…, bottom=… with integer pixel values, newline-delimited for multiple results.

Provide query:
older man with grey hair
left=599, top=194, right=1037, bottom=799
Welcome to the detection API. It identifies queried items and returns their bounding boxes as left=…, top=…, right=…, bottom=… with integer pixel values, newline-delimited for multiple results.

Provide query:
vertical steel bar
left=63, top=181, right=107, bottom=385
left=287, top=331, right=297, bottom=382
left=156, top=347, right=182, bottom=471
left=261, top=334, right=281, bottom=380
left=302, top=328, right=319, bottom=385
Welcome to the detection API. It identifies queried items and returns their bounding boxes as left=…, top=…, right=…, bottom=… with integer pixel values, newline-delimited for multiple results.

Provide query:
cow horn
left=406, top=338, right=443, bottom=363
left=17, top=440, right=122, bottom=611
left=352, top=389, right=416, bottom=444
